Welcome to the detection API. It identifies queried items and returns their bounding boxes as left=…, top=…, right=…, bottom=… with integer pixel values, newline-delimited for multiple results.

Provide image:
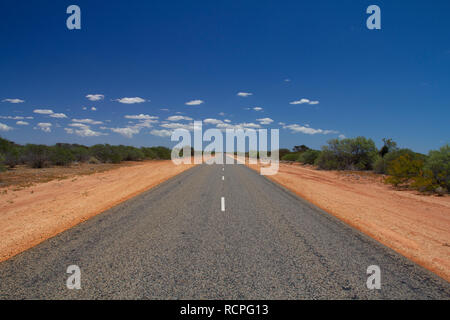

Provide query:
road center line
left=221, top=197, right=225, bottom=212
left=222, top=176, right=224, bottom=181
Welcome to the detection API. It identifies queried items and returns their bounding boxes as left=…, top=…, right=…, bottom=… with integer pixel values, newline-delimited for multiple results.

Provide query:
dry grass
left=0, top=162, right=140, bottom=190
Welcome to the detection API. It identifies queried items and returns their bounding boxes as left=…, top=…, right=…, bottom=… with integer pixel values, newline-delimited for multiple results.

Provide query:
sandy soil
left=248, top=162, right=450, bottom=282
left=0, top=160, right=194, bottom=262
left=0, top=162, right=136, bottom=189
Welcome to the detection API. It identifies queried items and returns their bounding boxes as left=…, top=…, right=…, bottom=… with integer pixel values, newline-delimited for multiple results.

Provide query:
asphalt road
left=0, top=162, right=449, bottom=299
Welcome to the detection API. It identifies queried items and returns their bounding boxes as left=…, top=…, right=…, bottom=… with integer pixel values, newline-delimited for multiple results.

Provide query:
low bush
left=385, top=154, right=425, bottom=187
left=4, top=147, right=22, bottom=168
left=316, top=137, right=378, bottom=170
left=23, top=144, right=51, bottom=168
left=50, top=147, right=75, bottom=166
left=297, top=149, right=321, bottom=165
left=423, top=144, right=449, bottom=192
left=281, top=153, right=300, bottom=161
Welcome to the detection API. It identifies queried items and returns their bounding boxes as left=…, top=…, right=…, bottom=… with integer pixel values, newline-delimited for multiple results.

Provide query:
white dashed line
left=222, top=176, right=224, bottom=181
left=222, top=168, right=224, bottom=171
left=221, top=197, right=225, bottom=212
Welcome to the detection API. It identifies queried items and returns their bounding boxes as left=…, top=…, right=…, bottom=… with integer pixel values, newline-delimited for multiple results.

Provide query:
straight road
left=0, top=163, right=449, bottom=299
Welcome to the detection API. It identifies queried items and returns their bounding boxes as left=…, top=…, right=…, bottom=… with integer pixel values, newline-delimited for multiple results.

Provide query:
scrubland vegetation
left=279, top=138, right=449, bottom=195
left=1, top=136, right=448, bottom=194
left=0, top=137, right=171, bottom=170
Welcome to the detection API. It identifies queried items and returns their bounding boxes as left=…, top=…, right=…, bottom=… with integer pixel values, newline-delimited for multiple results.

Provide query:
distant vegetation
left=0, top=137, right=172, bottom=170
left=1, top=136, right=448, bottom=194
left=279, top=138, right=449, bottom=195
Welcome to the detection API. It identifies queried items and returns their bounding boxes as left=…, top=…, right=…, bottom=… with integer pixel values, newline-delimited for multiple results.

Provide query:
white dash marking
left=222, top=176, right=225, bottom=181
left=221, top=197, right=225, bottom=212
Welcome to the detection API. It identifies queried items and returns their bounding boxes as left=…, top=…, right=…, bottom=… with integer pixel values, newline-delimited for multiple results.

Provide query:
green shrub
left=281, top=153, right=300, bottom=161
left=141, top=147, right=158, bottom=159
left=385, top=154, right=424, bottom=187
left=23, top=144, right=51, bottom=168
left=88, top=156, right=101, bottom=164
left=297, top=149, right=321, bottom=165
left=50, top=147, right=75, bottom=166
left=4, top=147, right=22, bottom=168
left=375, top=148, right=426, bottom=174
left=316, top=137, right=378, bottom=170
left=0, top=153, right=6, bottom=172
left=150, top=146, right=171, bottom=159
left=423, top=144, right=449, bottom=191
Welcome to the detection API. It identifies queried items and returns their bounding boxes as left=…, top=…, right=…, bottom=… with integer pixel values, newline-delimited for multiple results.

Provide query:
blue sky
left=0, top=0, right=449, bottom=153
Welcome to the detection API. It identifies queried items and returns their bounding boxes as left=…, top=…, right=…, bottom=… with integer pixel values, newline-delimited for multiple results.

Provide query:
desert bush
left=89, top=144, right=123, bottom=163
left=423, top=144, right=450, bottom=192
left=277, top=149, right=291, bottom=159
left=88, top=156, right=101, bottom=164
left=375, top=148, right=425, bottom=174
left=50, top=147, right=75, bottom=166
left=0, top=137, right=16, bottom=154
left=4, top=147, right=22, bottom=168
left=70, top=145, right=90, bottom=162
left=385, top=154, right=424, bottom=187
left=0, top=153, right=6, bottom=172
left=297, top=149, right=321, bottom=165
left=23, top=144, right=51, bottom=168
left=293, top=145, right=310, bottom=153
left=141, top=147, right=158, bottom=159
left=379, top=138, right=398, bottom=158
left=281, top=153, right=300, bottom=161
left=316, top=137, right=378, bottom=170
left=150, top=146, right=171, bottom=159
left=122, top=146, right=145, bottom=161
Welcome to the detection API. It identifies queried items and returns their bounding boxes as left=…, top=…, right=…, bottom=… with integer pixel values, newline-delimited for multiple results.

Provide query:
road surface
left=0, top=163, right=449, bottom=299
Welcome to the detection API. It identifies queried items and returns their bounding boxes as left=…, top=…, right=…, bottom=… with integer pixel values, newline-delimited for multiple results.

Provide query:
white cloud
left=160, top=122, right=195, bottom=131
left=124, top=114, right=158, bottom=120
left=216, top=122, right=261, bottom=130
left=115, top=97, right=146, bottom=104
left=160, top=108, right=170, bottom=112
left=224, top=119, right=231, bottom=123
left=72, top=118, right=103, bottom=125
left=16, top=121, right=29, bottom=126
left=50, top=113, right=68, bottom=118
left=65, top=125, right=105, bottom=137
left=0, top=115, right=33, bottom=120
left=69, top=123, right=89, bottom=128
left=91, top=107, right=97, bottom=111
left=284, top=79, right=291, bottom=82
left=110, top=127, right=141, bottom=138
left=240, top=122, right=261, bottom=129
left=86, top=94, right=104, bottom=101
left=150, top=129, right=172, bottom=137
left=167, top=115, right=193, bottom=121
left=107, top=118, right=156, bottom=138
left=289, top=98, right=319, bottom=105
left=253, top=107, right=263, bottom=111
left=33, top=109, right=54, bottom=115
left=257, top=117, right=274, bottom=125
left=237, top=92, right=253, bottom=97
left=36, top=122, right=52, bottom=133
left=278, top=122, right=286, bottom=126
left=218, top=112, right=225, bottom=116
left=283, top=124, right=337, bottom=135
left=2, top=98, right=25, bottom=103
left=339, top=134, right=346, bottom=139
left=203, top=118, right=223, bottom=125
left=0, top=123, right=13, bottom=131
left=185, top=99, right=204, bottom=106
